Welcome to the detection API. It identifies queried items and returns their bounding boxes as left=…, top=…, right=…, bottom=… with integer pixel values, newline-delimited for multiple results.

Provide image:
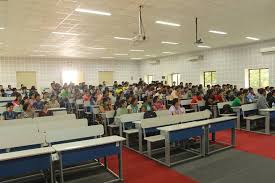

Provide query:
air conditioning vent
left=186, top=55, right=203, bottom=62
left=260, top=47, right=275, bottom=54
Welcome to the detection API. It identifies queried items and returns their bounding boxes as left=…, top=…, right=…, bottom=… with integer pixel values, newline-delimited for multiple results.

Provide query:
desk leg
left=118, top=142, right=123, bottom=180
left=205, top=126, right=209, bottom=155
left=165, top=133, right=170, bottom=166
left=119, top=123, right=123, bottom=137
left=211, top=132, right=216, bottom=142
left=103, top=118, right=108, bottom=136
left=138, top=127, right=143, bottom=153
left=104, top=157, right=108, bottom=169
left=236, top=110, right=241, bottom=129
left=201, top=132, right=206, bottom=157
left=213, top=107, right=217, bottom=118
left=265, top=113, right=270, bottom=134
left=231, top=127, right=236, bottom=147
left=50, top=155, right=54, bottom=183
left=59, top=153, right=64, bottom=183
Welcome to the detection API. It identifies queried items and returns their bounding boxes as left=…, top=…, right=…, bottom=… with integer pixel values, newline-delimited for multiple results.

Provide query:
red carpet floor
left=107, top=130, right=275, bottom=183
left=216, top=130, right=275, bottom=159
left=107, top=148, right=198, bottom=183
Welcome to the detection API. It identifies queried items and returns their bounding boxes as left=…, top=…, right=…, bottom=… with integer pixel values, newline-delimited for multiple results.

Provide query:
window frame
left=172, top=73, right=180, bottom=86
left=248, top=68, right=269, bottom=88
left=203, top=71, right=216, bottom=87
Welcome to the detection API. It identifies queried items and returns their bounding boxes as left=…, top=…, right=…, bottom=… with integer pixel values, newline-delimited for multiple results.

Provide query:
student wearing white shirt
left=168, top=98, right=185, bottom=115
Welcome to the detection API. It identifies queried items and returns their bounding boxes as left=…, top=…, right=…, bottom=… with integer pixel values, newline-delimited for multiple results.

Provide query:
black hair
left=153, top=96, right=159, bottom=103
left=23, top=103, right=30, bottom=111
left=172, top=98, right=179, bottom=106
left=6, top=102, right=14, bottom=108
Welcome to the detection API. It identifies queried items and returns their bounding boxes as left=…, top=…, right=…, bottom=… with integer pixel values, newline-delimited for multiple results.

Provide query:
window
left=204, top=71, right=216, bottom=87
left=172, top=73, right=180, bottom=86
left=62, top=70, right=83, bottom=84
left=144, top=75, right=153, bottom=84
left=249, top=68, right=269, bottom=88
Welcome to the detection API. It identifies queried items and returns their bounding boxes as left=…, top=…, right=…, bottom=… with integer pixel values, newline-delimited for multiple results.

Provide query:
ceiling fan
left=194, top=17, right=204, bottom=45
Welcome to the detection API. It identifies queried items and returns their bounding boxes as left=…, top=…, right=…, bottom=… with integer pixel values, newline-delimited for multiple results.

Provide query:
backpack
left=143, top=111, right=157, bottom=119
left=222, top=104, right=233, bottom=114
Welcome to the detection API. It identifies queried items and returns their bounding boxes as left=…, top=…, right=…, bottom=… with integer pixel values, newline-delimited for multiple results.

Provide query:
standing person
left=168, top=98, right=185, bottom=115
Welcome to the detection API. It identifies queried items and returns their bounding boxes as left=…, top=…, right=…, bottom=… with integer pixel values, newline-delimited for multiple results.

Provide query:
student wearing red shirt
left=152, top=96, right=166, bottom=111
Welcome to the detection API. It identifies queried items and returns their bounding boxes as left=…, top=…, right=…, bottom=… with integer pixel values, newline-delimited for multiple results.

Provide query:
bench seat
left=244, top=115, right=265, bottom=120
left=144, top=135, right=165, bottom=142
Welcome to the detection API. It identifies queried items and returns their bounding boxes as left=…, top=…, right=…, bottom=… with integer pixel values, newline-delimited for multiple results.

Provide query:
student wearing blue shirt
left=2, top=103, right=17, bottom=120
left=32, top=93, right=44, bottom=110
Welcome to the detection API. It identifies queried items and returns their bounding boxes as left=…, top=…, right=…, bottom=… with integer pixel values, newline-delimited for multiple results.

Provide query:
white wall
left=0, top=57, right=140, bottom=89
left=140, top=40, right=275, bottom=88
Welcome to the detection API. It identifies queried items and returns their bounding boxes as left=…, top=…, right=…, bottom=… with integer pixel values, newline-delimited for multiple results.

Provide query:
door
left=98, top=71, right=113, bottom=85
left=16, top=71, right=37, bottom=89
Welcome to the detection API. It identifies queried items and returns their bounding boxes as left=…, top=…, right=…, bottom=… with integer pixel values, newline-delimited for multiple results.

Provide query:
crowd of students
left=0, top=79, right=275, bottom=121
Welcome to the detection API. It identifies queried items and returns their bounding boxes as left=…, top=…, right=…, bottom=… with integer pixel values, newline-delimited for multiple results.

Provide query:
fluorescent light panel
left=30, top=54, right=46, bottom=57
left=246, top=37, right=260, bottom=41
left=75, top=8, right=111, bottom=16
left=162, top=52, right=175, bottom=54
left=161, top=41, right=179, bottom=45
left=131, top=58, right=142, bottom=60
left=156, top=21, right=181, bottom=27
left=130, top=49, right=144, bottom=52
left=0, top=27, right=5, bottom=30
left=89, top=47, right=106, bottom=50
left=52, top=32, right=79, bottom=36
left=101, top=57, right=114, bottom=59
left=114, top=53, right=128, bottom=56
left=197, top=45, right=211, bottom=48
left=209, top=30, right=227, bottom=35
left=114, top=37, right=133, bottom=41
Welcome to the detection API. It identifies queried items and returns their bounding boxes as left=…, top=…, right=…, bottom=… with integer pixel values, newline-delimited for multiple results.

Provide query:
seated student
left=0, top=89, right=7, bottom=97
left=231, top=92, right=244, bottom=107
left=168, top=98, right=185, bottom=115
left=267, top=90, right=275, bottom=108
left=214, top=90, right=224, bottom=103
left=152, top=96, right=166, bottom=111
left=22, top=103, right=34, bottom=118
left=38, top=102, right=53, bottom=117
left=99, top=97, right=113, bottom=113
left=141, top=96, right=152, bottom=112
left=48, top=95, right=60, bottom=108
left=257, top=88, right=269, bottom=109
left=29, top=93, right=36, bottom=105
left=32, top=94, right=44, bottom=110
left=2, top=103, right=17, bottom=120
left=116, top=99, right=128, bottom=116
left=41, top=92, right=50, bottom=102
left=12, top=93, right=22, bottom=107
left=243, top=89, right=251, bottom=104
left=127, top=97, right=139, bottom=113
left=204, top=89, right=216, bottom=109
left=191, top=92, right=203, bottom=105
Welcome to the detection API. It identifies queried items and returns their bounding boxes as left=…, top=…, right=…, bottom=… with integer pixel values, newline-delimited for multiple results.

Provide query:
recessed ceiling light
left=75, top=8, right=111, bottom=16
left=155, top=21, right=181, bottom=27
left=161, top=41, right=179, bottom=45
left=131, top=58, right=143, bottom=60
left=101, top=57, right=114, bottom=59
left=52, top=32, right=79, bottom=36
left=197, top=45, right=211, bottom=48
left=209, top=30, right=227, bottom=35
left=162, top=52, right=175, bottom=54
left=114, top=53, right=128, bottom=56
left=114, top=37, right=133, bottom=41
left=246, top=37, right=260, bottom=41
left=30, top=54, right=46, bottom=57
left=130, top=49, right=144, bottom=52
left=0, top=27, right=5, bottom=30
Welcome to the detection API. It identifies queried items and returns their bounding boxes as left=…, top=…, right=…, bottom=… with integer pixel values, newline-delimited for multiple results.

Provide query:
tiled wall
left=140, top=40, right=275, bottom=88
left=0, top=57, right=140, bottom=89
